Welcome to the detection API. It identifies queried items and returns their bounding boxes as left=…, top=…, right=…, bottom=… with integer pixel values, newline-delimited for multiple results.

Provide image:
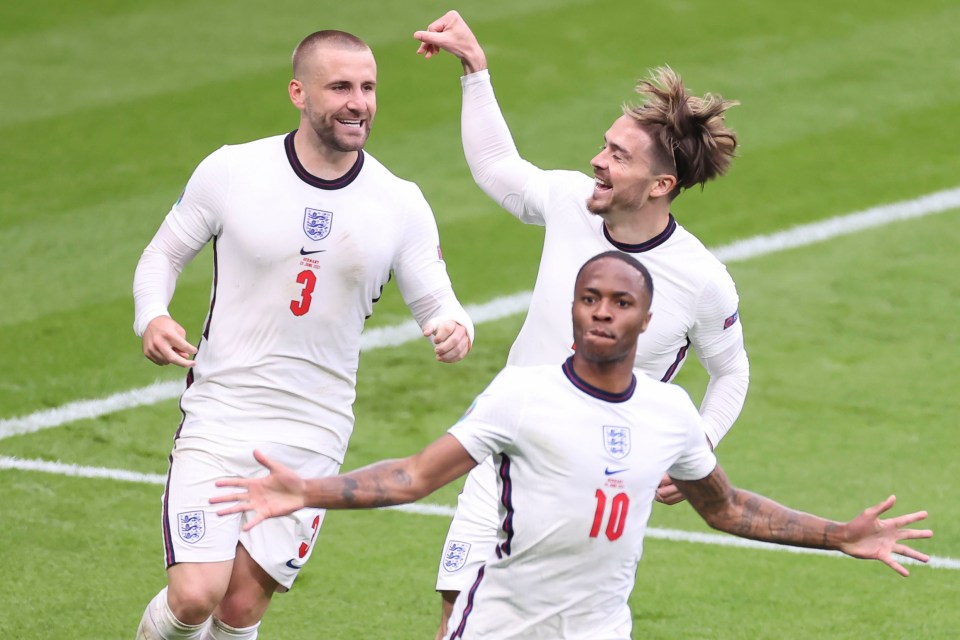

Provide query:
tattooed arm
left=672, top=464, right=933, bottom=576
left=212, top=436, right=479, bottom=530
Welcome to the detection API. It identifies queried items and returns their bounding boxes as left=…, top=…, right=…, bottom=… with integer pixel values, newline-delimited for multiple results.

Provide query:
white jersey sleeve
left=447, top=369, right=525, bottom=461
left=664, top=387, right=719, bottom=482
left=688, top=271, right=750, bottom=446
left=392, top=183, right=474, bottom=343
left=132, top=148, right=229, bottom=336
left=461, top=70, right=551, bottom=226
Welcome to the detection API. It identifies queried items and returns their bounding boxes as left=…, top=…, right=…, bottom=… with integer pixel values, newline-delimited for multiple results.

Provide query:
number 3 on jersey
left=290, top=270, right=317, bottom=316
left=590, top=489, right=629, bottom=541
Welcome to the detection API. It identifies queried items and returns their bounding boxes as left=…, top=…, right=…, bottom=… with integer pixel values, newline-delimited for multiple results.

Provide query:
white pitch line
left=2, top=184, right=959, bottom=441
left=1, top=454, right=955, bottom=571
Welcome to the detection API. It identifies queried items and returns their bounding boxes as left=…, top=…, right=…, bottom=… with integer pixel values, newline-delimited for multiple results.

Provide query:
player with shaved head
left=211, top=252, right=931, bottom=640
left=133, top=29, right=474, bottom=640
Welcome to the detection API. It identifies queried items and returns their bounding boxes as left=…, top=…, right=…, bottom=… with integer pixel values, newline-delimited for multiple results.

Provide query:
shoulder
left=631, top=375, right=698, bottom=413
left=360, top=152, right=428, bottom=202
left=200, top=134, right=286, bottom=170
left=360, top=153, right=417, bottom=188
left=479, top=365, right=559, bottom=403
left=663, top=221, right=738, bottom=288
left=541, top=170, right=594, bottom=195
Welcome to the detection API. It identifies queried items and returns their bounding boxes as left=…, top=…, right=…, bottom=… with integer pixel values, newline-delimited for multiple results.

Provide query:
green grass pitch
left=1, top=1, right=959, bottom=638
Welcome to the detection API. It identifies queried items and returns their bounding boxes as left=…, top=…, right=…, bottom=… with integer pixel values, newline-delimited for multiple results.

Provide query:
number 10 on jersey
left=590, top=489, right=629, bottom=541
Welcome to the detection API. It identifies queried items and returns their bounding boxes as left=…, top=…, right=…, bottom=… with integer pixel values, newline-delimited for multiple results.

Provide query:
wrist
left=460, top=47, right=488, bottom=75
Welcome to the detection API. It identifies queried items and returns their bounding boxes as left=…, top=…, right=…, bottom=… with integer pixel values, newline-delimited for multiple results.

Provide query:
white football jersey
left=445, top=362, right=717, bottom=639
left=147, top=133, right=456, bottom=461
left=437, top=71, right=747, bottom=594
left=507, top=170, right=741, bottom=377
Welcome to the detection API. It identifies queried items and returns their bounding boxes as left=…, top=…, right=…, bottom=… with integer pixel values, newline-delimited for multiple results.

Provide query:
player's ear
left=639, top=311, right=652, bottom=333
left=651, top=174, right=676, bottom=198
left=289, top=79, right=305, bottom=109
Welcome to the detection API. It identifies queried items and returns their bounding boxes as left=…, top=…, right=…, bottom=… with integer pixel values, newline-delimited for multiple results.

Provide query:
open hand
left=210, top=450, right=308, bottom=531
left=839, top=495, right=932, bottom=576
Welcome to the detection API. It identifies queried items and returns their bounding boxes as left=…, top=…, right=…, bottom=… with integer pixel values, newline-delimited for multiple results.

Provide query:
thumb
left=422, top=319, right=437, bottom=337
left=253, top=449, right=276, bottom=471
left=414, top=30, right=443, bottom=44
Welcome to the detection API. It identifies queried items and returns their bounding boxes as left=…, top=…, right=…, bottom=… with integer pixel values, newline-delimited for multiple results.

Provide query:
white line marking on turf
left=3, top=186, right=958, bottom=441
left=1, top=454, right=955, bottom=571
left=0, top=380, right=185, bottom=440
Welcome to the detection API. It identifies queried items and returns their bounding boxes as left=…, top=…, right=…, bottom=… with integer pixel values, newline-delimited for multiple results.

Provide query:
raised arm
left=672, top=464, right=932, bottom=577
left=415, top=11, right=544, bottom=220
left=212, top=435, right=479, bottom=530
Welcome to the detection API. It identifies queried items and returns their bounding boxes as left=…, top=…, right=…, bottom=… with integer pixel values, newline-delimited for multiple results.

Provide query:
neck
left=293, top=127, right=359, bottom=180
left=602, top=204, right=671, bottom=245
left=570, top=351, right=635, bottom=395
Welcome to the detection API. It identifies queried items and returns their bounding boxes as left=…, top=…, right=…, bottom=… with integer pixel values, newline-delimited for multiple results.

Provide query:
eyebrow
left=583, top=286, right=636, bottom=299
left=603, top=136, right=632, bottom=160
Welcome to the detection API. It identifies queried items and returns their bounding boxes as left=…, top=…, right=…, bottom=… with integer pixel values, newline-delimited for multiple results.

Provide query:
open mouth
left=337, top=118, right=364, bottom=129
left=593, top=177, right=612, bottom=193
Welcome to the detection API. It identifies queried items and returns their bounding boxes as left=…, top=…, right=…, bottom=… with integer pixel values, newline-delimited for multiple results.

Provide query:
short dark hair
left=575, top=251, right=654, bottom=302
left=292, top=30, right=370, bottom=79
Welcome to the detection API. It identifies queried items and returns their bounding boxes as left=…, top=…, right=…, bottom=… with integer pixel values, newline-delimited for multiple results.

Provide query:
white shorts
left=161, top=435, right=339, bottom=590
left=436, top=455, right=501, bottom=592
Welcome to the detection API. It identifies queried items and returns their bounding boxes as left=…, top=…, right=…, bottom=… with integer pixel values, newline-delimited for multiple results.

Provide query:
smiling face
left=571, top=256, right=653, bottom=364
left=290, top=45, right=377, bottom=153
left=586, top=115, right=675, bottom=216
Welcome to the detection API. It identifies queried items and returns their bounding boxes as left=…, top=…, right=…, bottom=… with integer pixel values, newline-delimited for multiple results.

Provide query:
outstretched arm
left=212, top=435, right=479, bottom=530
left=673, top=465, right=932, bottom=576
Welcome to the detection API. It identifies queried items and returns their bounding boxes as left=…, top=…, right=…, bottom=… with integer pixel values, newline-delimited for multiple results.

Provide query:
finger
left=176, top=340, right=199, bottom=356
left=215, top=503, right=251, bottom=516
left=422, top=320, right=436, bottom=338
left=897, top=528, right=933, bottom=541
left=437, top=347, right=466, bottom=363
left=164, top=351, right=196, bottom=368
left=881, top=556, right=910, bottom=577
left=427, top=12, right=455, bottom=32
left=242, top=513, right=268, bottom=532
left=414, top=30, right=444, bottom=45
left=893, top=545, right=930, bottom=563
left=253, top=448, right=280, bottom=472
left=209, top=488, right=249, bottom=502
left=432, top=323, right=455, bottom=345
left=868, top=494, right=897, bottom=518
left=165, top=332, right=198, bottom=356
left=658, top=488, right=686, bottom=505
left=888, top=511, right=929, bottom=528
left=436, top=336, right=468, bottom=363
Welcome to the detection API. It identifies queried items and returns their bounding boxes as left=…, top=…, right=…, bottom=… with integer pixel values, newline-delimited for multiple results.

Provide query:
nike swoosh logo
left=300, top=248, right=325, bottom=255
left=604, top=467, right=629, bottom=476
left=285, top=559, right=304, bottom=570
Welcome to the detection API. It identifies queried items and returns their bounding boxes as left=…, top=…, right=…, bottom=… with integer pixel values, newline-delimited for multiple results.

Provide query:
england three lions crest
left=441, top=540, right=472, bottom=572
left=303, top=208, right=333, bottom=241
left=603, top=426, right=631, bottom=460
left=178, top=510, right=206, bottom=544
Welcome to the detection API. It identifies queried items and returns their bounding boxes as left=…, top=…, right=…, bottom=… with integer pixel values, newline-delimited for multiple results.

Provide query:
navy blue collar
left=561, top=356, right=636, bottom=403
left=284, top=130, right=364, bottom=190
left=603, top=214, right=676, bottom=253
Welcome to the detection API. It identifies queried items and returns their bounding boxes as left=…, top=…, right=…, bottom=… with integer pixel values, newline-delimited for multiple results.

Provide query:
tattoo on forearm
left=337, top=464, right=415, bottom=508
left=341, top=477, right=359, bottom=505
left=680, top=468, right=842, bottom=550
